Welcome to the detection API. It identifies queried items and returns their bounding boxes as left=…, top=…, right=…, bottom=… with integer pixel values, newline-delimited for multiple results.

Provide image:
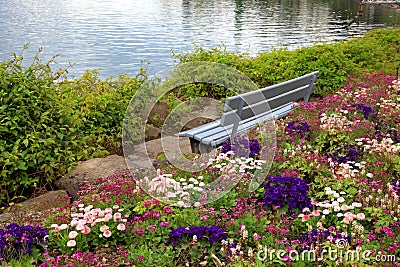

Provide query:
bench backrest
left=220, top=71, right=318, bottom=135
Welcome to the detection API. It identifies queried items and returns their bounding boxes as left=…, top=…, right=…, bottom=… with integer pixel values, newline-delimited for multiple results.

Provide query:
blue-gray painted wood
left=179, top=71, right=319, bottom=153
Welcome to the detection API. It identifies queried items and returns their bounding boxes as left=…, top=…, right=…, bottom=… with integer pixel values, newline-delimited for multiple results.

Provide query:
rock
left=148, top=101, right=169, bottom=128
left=55, top=154, right=128, bottom=200
left=145, top=125, right=162, bottom=141
left=182, top=117, right=213, bottom=131
left=0, top=190, right=69, bottom=224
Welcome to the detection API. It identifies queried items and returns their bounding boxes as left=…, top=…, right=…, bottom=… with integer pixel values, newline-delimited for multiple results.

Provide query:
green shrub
left=0, top=48, right=144, bottom=207
left=0, top=50, right=83, bottom=206
left=56, top=69, right=144, bottom=154
left=174, top=27, right=400, bottom=96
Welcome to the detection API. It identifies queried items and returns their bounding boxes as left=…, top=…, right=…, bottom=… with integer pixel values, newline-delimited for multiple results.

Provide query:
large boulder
left=55, top=154, right=128, bottom=200
left=182, top=117, right=213, bottom=131
left=148, top=101, right=169, bottom=128
left=0, top=190, right=69, bottom=225
left=145, top=125, right=162, bottom=141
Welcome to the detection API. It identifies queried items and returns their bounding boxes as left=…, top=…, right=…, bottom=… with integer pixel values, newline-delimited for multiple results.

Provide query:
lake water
left=1, top=0, right=399, bottom=78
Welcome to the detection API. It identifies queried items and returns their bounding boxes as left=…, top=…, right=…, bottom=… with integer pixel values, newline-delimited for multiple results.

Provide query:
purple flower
left=166, top=225, right=226, bottom=246
left=327, top=143, right=363, bottom=164
left=392, top=179, right=400, bottom=196
left=221, top=137, right=260, bottom=158
left=286, top=122, right=311, bottom=140
left=263, top=176, right=312, bottom=214
left=0, top=223, right=48, bottom=263
left=349, top=104, right=376, bottom=119
left=295, top=229, right=351, bottom=251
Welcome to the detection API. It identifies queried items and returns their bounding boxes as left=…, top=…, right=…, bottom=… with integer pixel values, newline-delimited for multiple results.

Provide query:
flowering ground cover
left=1, top=72, right=399, bottom=266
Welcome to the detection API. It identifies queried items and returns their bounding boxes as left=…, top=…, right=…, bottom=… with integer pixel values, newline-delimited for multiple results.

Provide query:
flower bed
left=1, top=72, right=399, bottom=266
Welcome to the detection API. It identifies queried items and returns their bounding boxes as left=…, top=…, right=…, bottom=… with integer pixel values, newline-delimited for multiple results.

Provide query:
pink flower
left=100, top=225, right=109, bottom=232
left=68, top=231, right=78, bottom=239
left=163, top=206, right=173, bottom=214
left=104, top=208, right=113, bottom=214
left=133, top=228, right=144, bottom=235
left=312, top=210, right=321, bottom=216
left=104, top=213, right=112, bottom=222
left=113, top=213, right=122, bottom=221
left=356, top=213, right=365, bottom=220
left=343, top=217, right=352, bottom=224
left=81, top=225, right=91, bottom=234
left=103, top=230, right=112, bottom=237
left=76, top=224, right=84, bottom=231
left=53, top=226, right=61, bottom=232
left=302, top=214, right=310, bottom=222
left=148, top=225, right=156, bottom=231
left=344, top=212, right=354, bottom=218
left=117, top=224, right=126, bottom=231
left=160, top=221, right=169, bottom=227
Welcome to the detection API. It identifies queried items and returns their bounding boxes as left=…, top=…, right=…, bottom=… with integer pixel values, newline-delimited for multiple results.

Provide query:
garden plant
left=0, top=28, right=399, bottom=266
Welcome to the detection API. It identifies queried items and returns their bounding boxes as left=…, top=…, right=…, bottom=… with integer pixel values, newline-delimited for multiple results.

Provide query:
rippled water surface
left=1, top=0, right=399, bottom=78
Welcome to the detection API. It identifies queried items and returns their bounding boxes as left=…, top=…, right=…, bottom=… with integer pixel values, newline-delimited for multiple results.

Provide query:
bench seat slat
left=206, top=102, right=293, bottom=146
left=189, top=102, right=293, bottom=146
left=178, top=71, right=318, bottom=153
left=179, top=120, right=221, bottom=138
left=189, top=102, right=293, bottom=144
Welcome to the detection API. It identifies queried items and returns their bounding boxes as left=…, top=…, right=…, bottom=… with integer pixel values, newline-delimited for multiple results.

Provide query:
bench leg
left=189, top=138, right=201, bottom=154
left=189, top=138, right=214, bottom=154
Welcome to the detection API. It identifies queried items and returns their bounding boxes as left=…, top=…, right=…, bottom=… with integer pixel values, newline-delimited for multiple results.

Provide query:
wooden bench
left=179, top=71, right=319, bottom=153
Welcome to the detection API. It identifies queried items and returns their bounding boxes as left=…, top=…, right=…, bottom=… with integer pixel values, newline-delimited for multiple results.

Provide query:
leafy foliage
left=0, top=47, right=144, bottom=207
left=174, top=28, right=400, bottom=96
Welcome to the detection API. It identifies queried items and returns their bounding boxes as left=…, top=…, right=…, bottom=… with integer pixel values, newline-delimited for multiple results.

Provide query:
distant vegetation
left=174, top=27, right=400, bottom=96
left=0, top=27, right=399, bottom=208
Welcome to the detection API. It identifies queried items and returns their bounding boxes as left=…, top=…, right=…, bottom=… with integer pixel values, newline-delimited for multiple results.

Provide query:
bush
left=174, top=27, right=400, bottom=96
left=0, top=48, right=144, bottom=207
left=0, top=51, right=83, bottom=206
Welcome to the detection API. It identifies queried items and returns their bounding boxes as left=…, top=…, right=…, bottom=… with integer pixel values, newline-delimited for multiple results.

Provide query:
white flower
left=68, top=231, right=78, bottom=239
left=337, top=197, right=345, bottom=203
left=332, top=201, right=340, bottom=207
left=67, top=240, right=76, bottom=247
left=322, top=209, right=330, bottom=215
